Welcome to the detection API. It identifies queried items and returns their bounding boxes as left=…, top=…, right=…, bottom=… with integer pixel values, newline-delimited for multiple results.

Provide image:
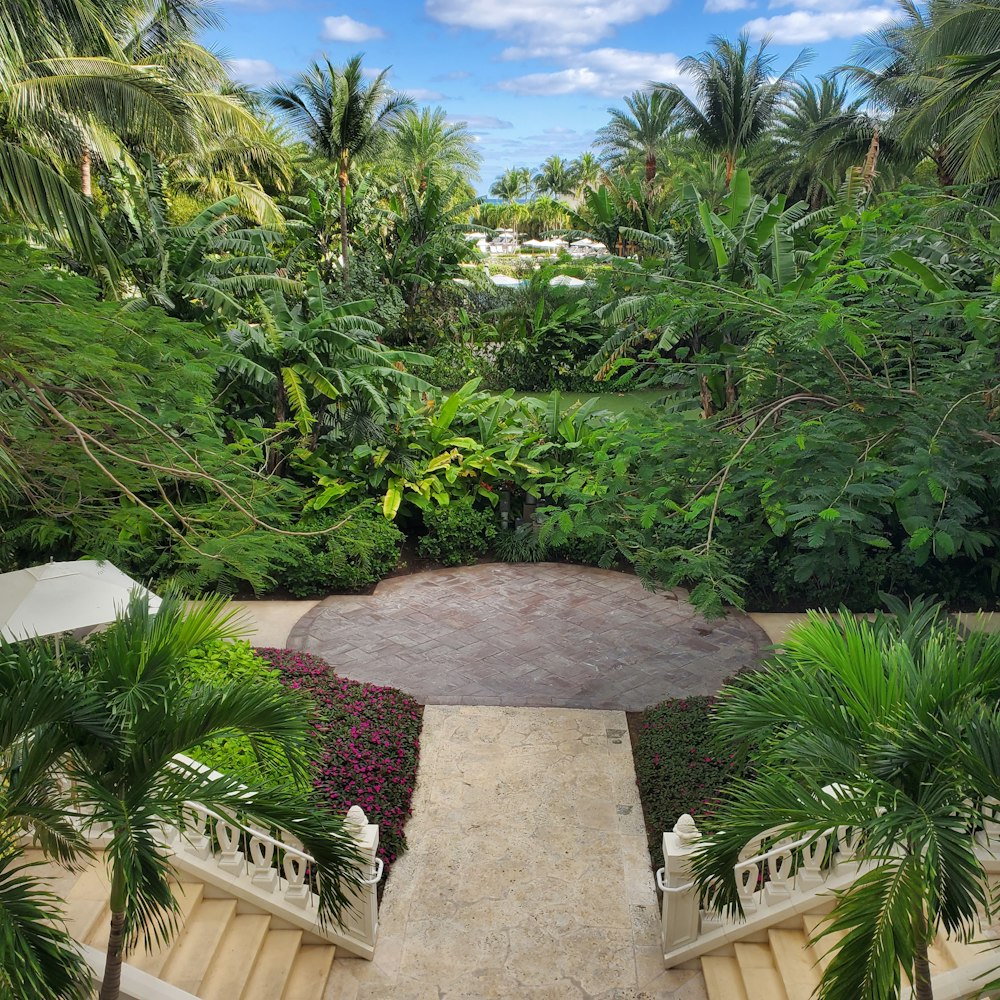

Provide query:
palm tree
left=489, top=166, right=533, bottom=202
left=533, top=155, right=575, bottom=197
left=224, top=272, right=429, bottom=465
left=850, top=0, right=1000, bottom=187
left=0, top=0, right=280, bottom=275
left=755, top=75, right=873, bottom=207
left=658, top=34, right=807, bottom=186
left=391, top=106, right=481, bottom=191
left=689, top=601, right=1000, bottom=1000
left=268, top=55, right=414, bottom=287
left=0, top=637, right=99, bottom=1000
left=571, top=151, right=602, bottom=194
left=113, top=166, right=298, bottom=322
left=14, top=594, right=366, bottom=1000
left=596, top=89, right=681, bottom=183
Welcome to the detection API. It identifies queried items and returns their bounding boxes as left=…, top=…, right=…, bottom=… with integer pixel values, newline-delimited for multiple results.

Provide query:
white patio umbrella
left=0, top=560, right=161, bottom=641
left=549, top=275, right=587, bottom=287
left=489, top=273, right=524, bottom=287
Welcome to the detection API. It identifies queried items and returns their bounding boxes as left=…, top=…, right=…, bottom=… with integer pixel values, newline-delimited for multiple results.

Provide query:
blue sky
left=211, top=0, right=899, bottom=192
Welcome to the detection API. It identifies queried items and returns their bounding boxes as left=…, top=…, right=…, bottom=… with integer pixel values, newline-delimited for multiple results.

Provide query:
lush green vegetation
left=1, top=0, right=998, bottom=621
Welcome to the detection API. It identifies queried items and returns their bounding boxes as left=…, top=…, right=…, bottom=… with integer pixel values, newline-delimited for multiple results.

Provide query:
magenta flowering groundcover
left=255, top=647, right=423, bottom=873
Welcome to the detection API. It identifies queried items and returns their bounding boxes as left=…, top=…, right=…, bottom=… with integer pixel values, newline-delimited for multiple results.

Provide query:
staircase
left=659, top=814, right=1000, bottom=1000
left=31, top=850, right=337, bottom=1000
left=30, top=846, right=338, bottom=1000
left=699, top=911, right=1000, bottom=1000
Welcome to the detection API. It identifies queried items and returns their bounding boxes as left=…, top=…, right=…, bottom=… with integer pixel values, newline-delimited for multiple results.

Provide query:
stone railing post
left=659, top=814, right=702, bottom=956
left=338, top=805, right=382, bottom=952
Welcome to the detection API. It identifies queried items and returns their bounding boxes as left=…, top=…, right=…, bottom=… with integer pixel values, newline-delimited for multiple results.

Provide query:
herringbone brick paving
left=288, top=563, right=766, bottom=710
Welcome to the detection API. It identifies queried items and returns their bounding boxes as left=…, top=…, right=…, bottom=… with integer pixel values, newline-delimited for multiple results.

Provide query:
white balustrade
left=658, top=816, right=867, bottom=967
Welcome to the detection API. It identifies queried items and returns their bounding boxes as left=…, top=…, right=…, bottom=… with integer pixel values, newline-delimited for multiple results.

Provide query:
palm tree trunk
left=98, top=866, right=127, bottom=1000
left=337, top=170, right=350, bottom=289
left=645, top=153, right=656, bottom=183
left=267, top=379, right=287, bottom=476
left=724, top=153, right=735, bottom=189
left=699, top=376, right=714, bottom=419
left=912, top=910, right=934, bottom=1000
left=81, top=148, right=92, bottom=199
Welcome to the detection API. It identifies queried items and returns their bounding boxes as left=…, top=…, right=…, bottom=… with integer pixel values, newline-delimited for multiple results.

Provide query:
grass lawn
left=513, top=388, right=667, bottom=416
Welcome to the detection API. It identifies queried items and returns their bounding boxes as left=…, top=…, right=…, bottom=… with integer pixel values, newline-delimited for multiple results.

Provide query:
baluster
left=215, top=817, right=245, bottom=876
left=763, top=838, right=795, bottom=905
left=179, top=805, right=211, bottom=859
left=248, top=832, right=278, bottom=892
left=734, top=859, right=762, bottom=916
left=796, top=831, right=829, bottom=891
left=281, top=832, right=311, bottom=906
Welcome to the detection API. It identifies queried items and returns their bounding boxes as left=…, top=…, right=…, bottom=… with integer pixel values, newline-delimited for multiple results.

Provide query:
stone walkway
left=289, top=563, right=765, bottom=710
left=325, top=706, right=707, bottom=1000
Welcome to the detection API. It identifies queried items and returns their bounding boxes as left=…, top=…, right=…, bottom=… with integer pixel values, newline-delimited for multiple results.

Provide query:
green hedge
left=418, top=502, right=497, bottom=566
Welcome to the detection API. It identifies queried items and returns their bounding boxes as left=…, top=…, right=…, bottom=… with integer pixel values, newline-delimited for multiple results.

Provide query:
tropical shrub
left=418, top=501, right=497, bottom=566
left=275, top=502, right=404, bottom=597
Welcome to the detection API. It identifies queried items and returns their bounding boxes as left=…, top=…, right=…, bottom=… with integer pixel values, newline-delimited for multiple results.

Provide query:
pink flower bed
left=255, top=648, right=423, bottom=871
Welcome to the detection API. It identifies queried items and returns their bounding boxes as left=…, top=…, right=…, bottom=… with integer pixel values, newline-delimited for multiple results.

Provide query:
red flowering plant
left=255, top=648, right=423, bottom=873
left=631, top=695, right=748, bottom=872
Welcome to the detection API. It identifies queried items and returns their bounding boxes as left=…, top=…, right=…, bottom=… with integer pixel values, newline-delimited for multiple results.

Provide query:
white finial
left=345, top=805, right=368, bottom=829
left=673, top=814, right=701, bottom=845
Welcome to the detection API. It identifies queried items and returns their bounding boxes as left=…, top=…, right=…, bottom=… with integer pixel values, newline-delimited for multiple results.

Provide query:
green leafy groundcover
left=631, top=696, right=747, bottom=872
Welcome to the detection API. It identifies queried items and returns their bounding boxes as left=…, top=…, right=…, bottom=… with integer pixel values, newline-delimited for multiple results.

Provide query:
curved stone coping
left=288, top=563, right=767, bottom=711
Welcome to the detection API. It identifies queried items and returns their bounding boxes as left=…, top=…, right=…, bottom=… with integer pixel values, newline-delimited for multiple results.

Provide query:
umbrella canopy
left=489, top=273, right=524, bottom=287
left=549, top=275, right=587, bottom=287
left=0, top=560, right=161, bottom=641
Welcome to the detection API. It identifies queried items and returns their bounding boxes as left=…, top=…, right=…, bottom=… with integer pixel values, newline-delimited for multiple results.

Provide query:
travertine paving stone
left=325, top=706, right=707, bottom=1000
left=289, top=564, right=765, bottom=710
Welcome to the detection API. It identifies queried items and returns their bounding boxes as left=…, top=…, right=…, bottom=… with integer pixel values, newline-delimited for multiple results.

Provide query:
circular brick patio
left=287, top=563, right=767, bottom=710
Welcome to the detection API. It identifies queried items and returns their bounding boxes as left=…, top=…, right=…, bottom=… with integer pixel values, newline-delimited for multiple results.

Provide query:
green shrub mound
left=276, top=502, right=404, bottom=597
left=417, top=502, right=497, bottom=566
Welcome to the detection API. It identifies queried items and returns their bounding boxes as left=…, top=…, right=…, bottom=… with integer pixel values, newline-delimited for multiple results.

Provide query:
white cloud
left=426, top=0, right=672, bottom=47
left=498, top=47, right=687, bottom=97
left=321, top=15, right=385, bottom=42
left=744, top=6, right=895, bottom=41
left=402, top=87, right=448, bottom=101
left=226, top=58, right=281, bottom=87
left=447, top=114, right=514, bottom=130
left=705, top=0, right=755, bottom=11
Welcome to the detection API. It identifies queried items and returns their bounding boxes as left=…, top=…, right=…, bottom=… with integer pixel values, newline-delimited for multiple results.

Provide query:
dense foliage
left=2, top=0, right=998, bottom=619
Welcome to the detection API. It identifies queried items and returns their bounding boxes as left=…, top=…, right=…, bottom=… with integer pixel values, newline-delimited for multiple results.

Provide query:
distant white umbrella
left=0, top=560, right=161, bottom=641
left=490, top=273, right=523, bottom=287
left=549, top=275, right=587, bottom=287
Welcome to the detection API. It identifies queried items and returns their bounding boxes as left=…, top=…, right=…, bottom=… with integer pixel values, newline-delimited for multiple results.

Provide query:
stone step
left=282, top=943, right=337, bottom=1000
left=128, top=881, right=205, bottom=978
left=159, top=898, right=237, bottom=994
left=802, top=913, right=845, bottom=972
left=768, top=928, right=821, bottom=1000
left=702, top=956, right=749, bottom=1000
left=241, top=929, right=304, bottom=1000
left=734, top=941, right=789, bottom=1000
left=198, top=913, right=272, bottom=1000
left=63, top=866, right=112, bottom=944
